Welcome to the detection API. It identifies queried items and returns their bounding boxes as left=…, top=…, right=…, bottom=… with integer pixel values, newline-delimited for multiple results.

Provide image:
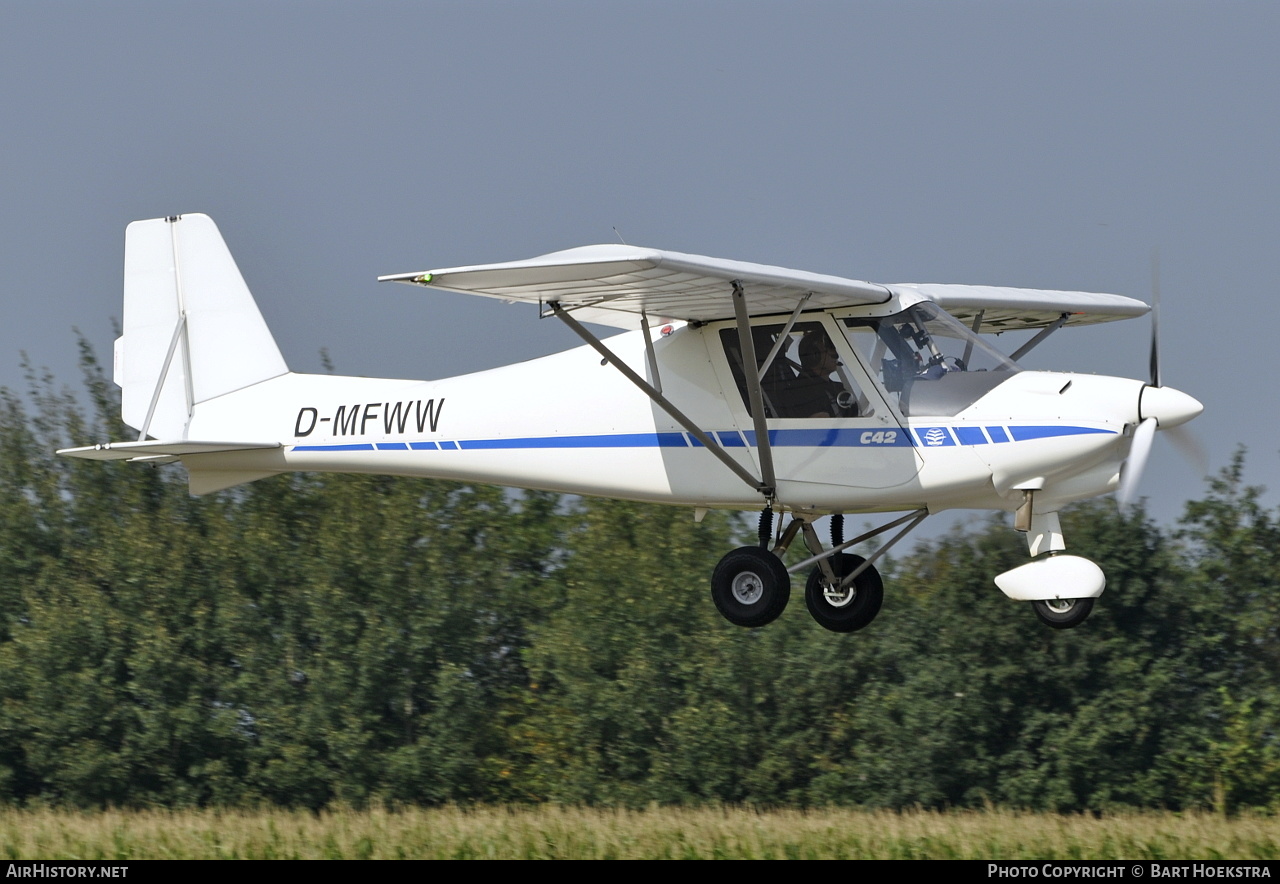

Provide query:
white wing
left=897, top=283, right=1149, bottom=330
left=382, top=244, right=1148, bottom=331
left=380, top=244, right=892, bottom=329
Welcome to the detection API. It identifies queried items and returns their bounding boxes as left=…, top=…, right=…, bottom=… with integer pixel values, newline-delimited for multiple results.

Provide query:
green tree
left=517, top=498, right=748, bottom=804
left=1168, top=450, right=1280, bottom=812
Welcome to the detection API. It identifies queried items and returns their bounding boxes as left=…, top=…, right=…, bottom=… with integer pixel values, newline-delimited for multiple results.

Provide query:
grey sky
left=2, top=1, right=1276, bottom=531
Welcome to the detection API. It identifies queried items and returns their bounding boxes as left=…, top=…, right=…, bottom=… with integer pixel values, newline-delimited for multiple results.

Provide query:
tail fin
left=115, top=214, right=288, bottom=439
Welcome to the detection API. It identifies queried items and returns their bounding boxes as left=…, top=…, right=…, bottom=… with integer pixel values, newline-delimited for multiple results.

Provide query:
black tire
left=1031, top=597, right=1094, bottom=629
left=804, top=553, right=884, bottom=633
left=711, top=546, right=791, bottom=628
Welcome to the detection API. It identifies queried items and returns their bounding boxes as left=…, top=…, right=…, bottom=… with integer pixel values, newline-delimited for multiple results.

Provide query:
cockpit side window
left=719, top=322, right=872, bottom=419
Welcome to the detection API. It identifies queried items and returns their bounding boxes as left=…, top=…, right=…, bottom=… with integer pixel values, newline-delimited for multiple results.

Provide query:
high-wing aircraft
left=61, top=214, right=1202, bottom=632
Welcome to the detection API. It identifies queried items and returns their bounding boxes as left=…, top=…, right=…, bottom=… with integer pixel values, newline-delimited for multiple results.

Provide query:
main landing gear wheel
left=711, top=546, right=791, bottom=628
left=804, top=553, right=884, bottom=633
left=1031, top=597, right=1094, bottom=630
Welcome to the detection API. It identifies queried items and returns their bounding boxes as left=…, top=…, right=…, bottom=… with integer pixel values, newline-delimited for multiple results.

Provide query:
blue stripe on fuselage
left=287, top=424, right=1115, bottom=453
left=1008, top=426, right=1115, bottom=442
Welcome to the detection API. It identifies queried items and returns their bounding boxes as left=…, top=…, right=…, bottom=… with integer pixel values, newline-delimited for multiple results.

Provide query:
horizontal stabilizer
left=58, top=440, right=280, bottom=462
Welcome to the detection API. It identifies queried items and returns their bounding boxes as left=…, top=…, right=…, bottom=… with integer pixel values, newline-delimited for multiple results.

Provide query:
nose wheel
left=1031, top=597, right=1094, bottom=629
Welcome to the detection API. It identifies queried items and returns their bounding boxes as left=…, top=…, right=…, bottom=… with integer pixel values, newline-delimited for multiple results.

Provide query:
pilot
left=787, top=332, right=857, bottom=418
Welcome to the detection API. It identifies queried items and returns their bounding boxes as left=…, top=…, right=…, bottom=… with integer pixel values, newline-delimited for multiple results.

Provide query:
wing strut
left=757, top=293, right=810, bottom=382
left=961, top=310, right=984, bottom=369
left=640, top=312, right=662, bottom=394
left=1010, top=312, right=1070, bottom=362
left=549, top=301, right=771, bottom=496
left=731, top=281, right=777, bottom=497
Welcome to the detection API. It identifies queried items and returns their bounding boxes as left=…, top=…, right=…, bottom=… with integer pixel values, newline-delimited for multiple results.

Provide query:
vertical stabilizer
left=116, top=214, right=288, bottom=439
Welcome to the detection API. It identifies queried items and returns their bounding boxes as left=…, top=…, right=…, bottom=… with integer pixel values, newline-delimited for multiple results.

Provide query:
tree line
left=0, top=349, right=1276, bottom=812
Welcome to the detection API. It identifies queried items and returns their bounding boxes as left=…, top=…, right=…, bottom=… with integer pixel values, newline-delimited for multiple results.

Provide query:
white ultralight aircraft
left=61, top=214, right=1203, bottom=633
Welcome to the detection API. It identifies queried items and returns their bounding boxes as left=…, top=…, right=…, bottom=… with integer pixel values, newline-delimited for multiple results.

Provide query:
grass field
left=0, top=806, right=1278, bottom=859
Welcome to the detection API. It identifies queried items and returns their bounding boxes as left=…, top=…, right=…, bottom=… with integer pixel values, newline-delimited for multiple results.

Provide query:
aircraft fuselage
left=187, top=319, right=1144, bottom=517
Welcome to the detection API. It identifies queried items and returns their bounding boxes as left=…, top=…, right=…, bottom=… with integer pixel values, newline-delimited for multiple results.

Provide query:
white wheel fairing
left=994, top=554, right=1106, bottom=602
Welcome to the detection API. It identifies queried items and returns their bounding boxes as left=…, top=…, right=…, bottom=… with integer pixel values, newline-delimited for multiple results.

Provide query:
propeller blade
left=1165, top=424, right=1208, bottom=479
left=1149, top=250, right=1161, bottom=388
left=1117, top=416, right=1158, bottom=513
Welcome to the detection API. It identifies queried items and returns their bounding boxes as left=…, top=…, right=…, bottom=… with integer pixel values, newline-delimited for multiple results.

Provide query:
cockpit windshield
left=842, top=302, right=1020, bottom=416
